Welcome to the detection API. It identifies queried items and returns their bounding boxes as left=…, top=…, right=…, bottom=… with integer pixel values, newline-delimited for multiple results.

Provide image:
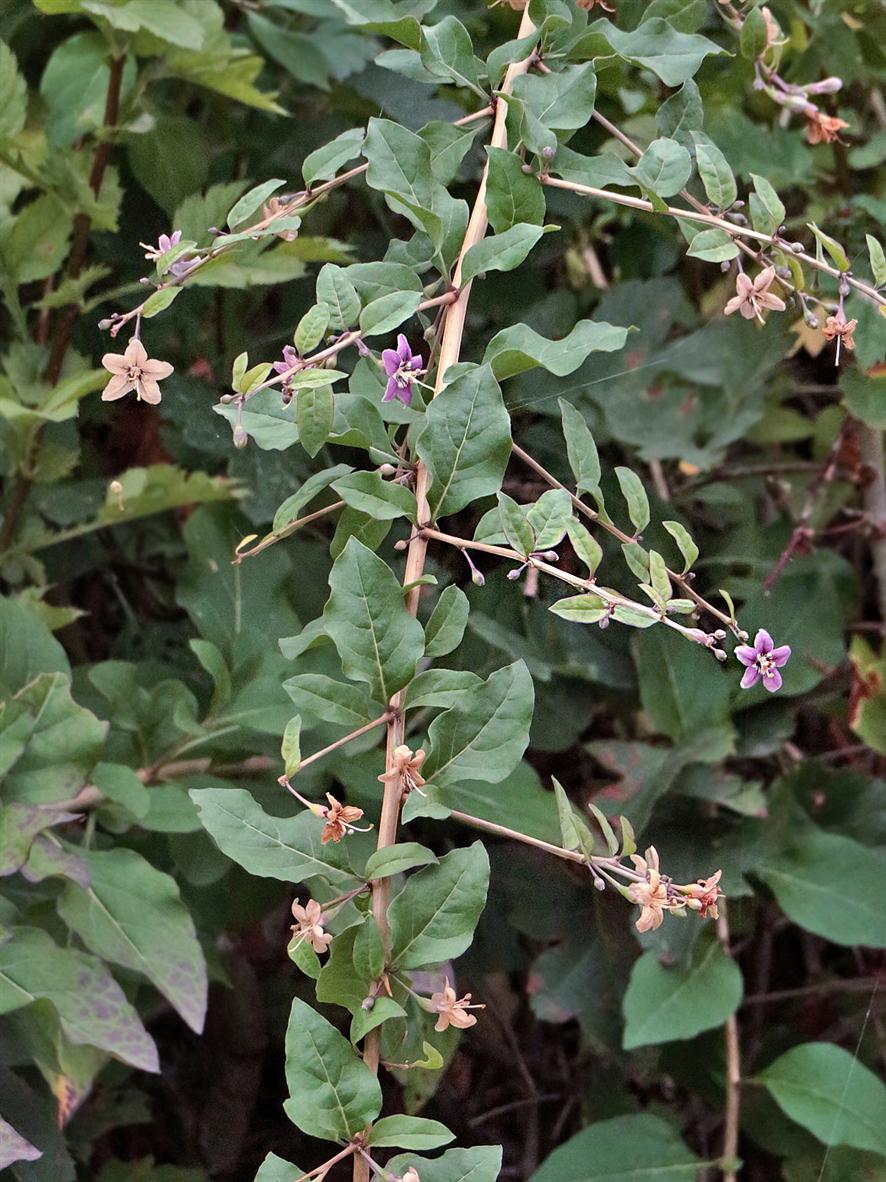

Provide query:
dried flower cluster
left=628, top=847, right=724, bottom=933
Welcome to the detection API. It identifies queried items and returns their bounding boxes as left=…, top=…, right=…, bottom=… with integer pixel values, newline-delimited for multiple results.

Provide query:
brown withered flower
left=627, top=846, right=672, bottom=933
left=723, top=266, right=786, bottom=323
left=805, top=110, right=849, bottom=145
left=428, top=979, right=485, bottom=1032
left=319, top=793, right=368, bottom=844
left=262, top=195, right=299, bottom=241
left=290, top=898, right=333, bottom=954
left=821, top=308, right=857, bottom=364
left=679, top=871, right=724, bottom=920
left=378, top=744, right=427, bottom=795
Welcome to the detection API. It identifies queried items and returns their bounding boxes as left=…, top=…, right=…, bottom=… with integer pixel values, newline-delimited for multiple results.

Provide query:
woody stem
left=293, top=714, right=392, bottom=775
left=352, top=13, right=538, bottom=1182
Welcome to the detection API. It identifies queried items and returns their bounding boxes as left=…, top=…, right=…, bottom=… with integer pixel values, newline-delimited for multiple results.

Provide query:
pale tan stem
left=858, top=422, right=886, bottom=623
left=292, top=1144, right=357, bottom=1182
left=353, top=14, right=538, bottom=1182
left=510, top=443, right=734, bottom=628
left=234, top=500, right=345, bottom=563
left=541, top=175, right=886, bottom=309
left=294, top=713, right=391, bottom=775
left=717, top=905, right=742, bottom=1182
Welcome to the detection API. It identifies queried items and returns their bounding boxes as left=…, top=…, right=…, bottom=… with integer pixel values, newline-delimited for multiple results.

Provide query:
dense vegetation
left=1, top=1, right=885, bottom=1180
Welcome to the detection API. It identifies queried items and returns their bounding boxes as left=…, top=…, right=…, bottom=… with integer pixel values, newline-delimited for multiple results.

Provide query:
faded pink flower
left=101, top=338, right=173, bottom=405
left=679, top=871, right=724, bottom=920
left=428, top=979, right=485, bottom=1032
left=319, top=793, right=368, bottom=844
left=627, top=846, right=671, bottom=933
left=140, top=230, right=182, bottom=261
left=724, top=267, right=786, bottom=323
left=805, top=110, right=849, bottom=145
left=735, top=628, right=791, bottom=693
left=821, top=309, right=857, bottom=364
left=378, top=744, right=427, bottom=795
left=290, top=898, right=333, bottom=954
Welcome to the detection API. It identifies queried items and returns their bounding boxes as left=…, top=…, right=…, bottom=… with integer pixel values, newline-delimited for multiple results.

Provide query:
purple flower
left=273, top=344, right=299, bottom=405
left=141, top=230, right=182, bottom=262
left=735, top=629, right=791, bottom=693
left=168, top=254, right=206, bottom=279
left=382, top=334, right=423, bottom=406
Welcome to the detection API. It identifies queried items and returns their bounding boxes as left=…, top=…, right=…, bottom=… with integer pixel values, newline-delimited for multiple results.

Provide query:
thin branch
left=291, top=713, right=391, bottom=776
left=233, top=500, right=345, bottom=563
left=716, top=906, right=741, bottom=1182
left=511, top=443, right=735, bottom=629
left=539, top=175, right=886, bottom=309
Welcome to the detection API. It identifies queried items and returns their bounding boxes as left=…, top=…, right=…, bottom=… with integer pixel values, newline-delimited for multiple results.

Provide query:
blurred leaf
left=530, top=1113, right=702, bottom=1181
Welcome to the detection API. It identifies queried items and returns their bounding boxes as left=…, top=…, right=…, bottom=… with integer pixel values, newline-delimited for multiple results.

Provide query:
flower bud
left=219, top=393, right=236, bottom=404
left=541, top=145, right=556, bottom=161
left=97, top=318, right=113, bottom=330
left=540, top=550, right=559, bottom=562
left=805, top=76, right=843, bottom=95
left=471, top=568, right=486, bottom=588
left=402, top=1169, right=421, bottom=1182
left=378, top=463, right=397, bottom=476
left=233, top=425, right=248, bottom=449
left=506, top=567, right=523, bottom=581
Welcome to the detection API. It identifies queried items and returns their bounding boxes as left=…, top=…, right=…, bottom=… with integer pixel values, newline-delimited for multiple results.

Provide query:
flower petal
left=141, top=358, right=174, bottom=380
left=771, top=645, right=791, bottom=667
left=382, top=349, right=400, bottom=376
left=740, top=666, right=761, bottom=689
left=762, top=667, right=782, bottom=692
left=723, top=295, right=744, bottom=316
left=382, top=377, right=398, bottom=402
left=102, top=352, right=129, bottom=376
left=126, top=338, right=149, bottom=368
left=754, top=629, right=773, bottom=654
left=735, top=645, right=757, bottom=667
left=137, top=378, right=162, bottom=404
left=396, top=333, right=411, bottom=362
left=101, top=374, right=132, bottom=401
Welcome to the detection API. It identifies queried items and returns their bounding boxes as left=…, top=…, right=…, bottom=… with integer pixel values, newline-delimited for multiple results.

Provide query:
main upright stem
left=353, top=11, right=537, bottom=1180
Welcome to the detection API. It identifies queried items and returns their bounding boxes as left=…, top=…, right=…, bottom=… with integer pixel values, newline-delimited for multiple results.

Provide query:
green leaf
left=281, top=716, right=301, bottom=778
left=485, top=321, right=627, bottom=381
left=272, top=463, right=353, bottom=532
left=296, top=383, right=334, bottom=458
left=656, top=78, right=703, bottom=143
left=368, top=1116, right=455, bottom=1150
left=591, top=18, right=727, bottom=87
left=422, top=661, right=534, bottom=788
left=807, top=222, right=851, bottom=272
left=420, top=16, right=482, bottom=94
left=755, top=826, right=886, bottom=948
left=749, top=172, right=785, bottom=235
left=526, top=489, right=572, bottom=550
left=497, top=492, right=535, bottom=557
left=419, top=119, right=484, bottom=185
left=486, top=147, right=545, bottom=234
left=226, top=178, right=287, bottom=229
left=630, top=137, right=692, bottom=199
left=364, top=843, right=438, bottom=880
left=2, top=195, right=73, bottom=283
left=423, top=585, right=470, bottom=658
left=294, top=303, right=331, bottom=354
left=684, top=226, right=739, bottom=262
left=255, top=1153, right=306, bottom=1182
left=529, top=1114, right=702, bottom=1182
left=303, top=127, right=365, bottom=187
left=359, top=290, right=422, bottom=337
left=552, top=777, right=582, bottom=851
left=759, top=1043, right=886, bottom=1155
left=566, top=520, right=603, bottom=576
left=461, top=223, right=550, bottom=285
left=56, top=847, right=207, bottom=1034
left=0, top=673, right=105, bottom=805
left=691, top=132, right=737, bottom=208
left=0, top=42, right=27, bottom=142
left=283, top=997, right=382, bottom=1139
left=364, top=116, right=434, bottom=212
left=511, top=63, right=597, bottom=131
left=128, top=118, right=209, bottom=218
left=614, top=467, right=650, bottom=534
left=332, top=471, right=417, bottom=522
left=405, top=669, right=482, bottom=710
left=316, top=263, right=361, bottom=329
left=416, top=364, right=511, bottom=519
left=190, top=787, right=361, bottom=888
left=549, top=594, right=608, bottom=624
left=623, top=934, right=743, bottom=1049
left=662, top=520, right=698, bottom=573
left=633, top=627, right=732, bottom=743
left=560, top=400, right=602, bottom=494
left=324, top=538, right=425, bottom=701
left=0, top=925, right=158, bottom=1072
left=740, top=6, right=768, bottom=59
left=865, top=234, right=886, bottom=287
left=388, top=843, right=490, bottom=969
left=0, top=598, right=69, bottom=696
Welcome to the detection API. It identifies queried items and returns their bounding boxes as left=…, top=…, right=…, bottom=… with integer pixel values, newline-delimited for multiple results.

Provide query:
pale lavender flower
left=101, top=337, right=173, bottom=405
left=735, top=629, right=791, bottom=693
left=273, top=344, right=299, bottom=405
left=140, top=230, right=182, bottom=262
left=167, top=254, right=206, bottom=279
left=382, top=334, right=423, bottom=406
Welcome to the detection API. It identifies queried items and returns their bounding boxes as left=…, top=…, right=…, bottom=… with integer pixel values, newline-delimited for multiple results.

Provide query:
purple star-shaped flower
left=735, top=629, right=791, bottom=693
left=141, top=230, right=182, bottom=262
left=382, top=334, right=423, bottom=406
